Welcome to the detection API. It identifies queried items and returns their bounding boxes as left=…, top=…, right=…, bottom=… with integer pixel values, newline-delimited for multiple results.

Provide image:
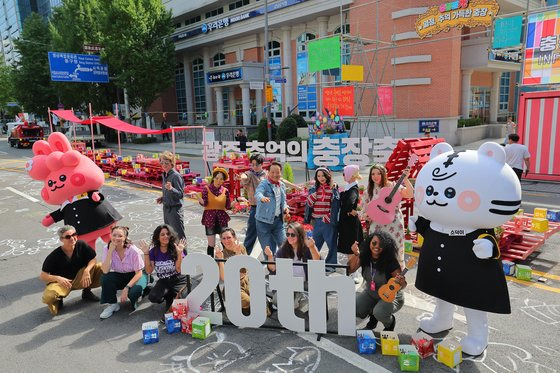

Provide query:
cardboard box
left=502, top=260, right=515, bottom=276
left=381, top=331, right=399, bottom=356
left=356, top=330, right=376, bottom=354
left=191, top=316, right=211, bottom=340
left=398, top=344, right=420, bottom=371
left=142, top=321, right=159, bottom=344
left=546, top=209, right=560, bottom=222
left=534, top=208, right=548, bottom=219
left=437, top=339, right=461, bottom=368
left=404, top=240, right=413, bottom=253
left=165, top=313, right=181, bottom=334
left=411, top=332, right=435, bottom=359
left=516, top=264, right=532, bottom=281
left=531, top=218, right=549, bottom=233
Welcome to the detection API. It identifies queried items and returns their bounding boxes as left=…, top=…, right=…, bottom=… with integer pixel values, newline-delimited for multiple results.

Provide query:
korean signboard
left=416, top=0, right=500, bottom=39
left=47, top=52, right=109, bottom=83
left=377, top=87, right=393, bottom=116
left=419, top=119, right=440, bottom=133
left=207, top=68, right=242, bottom=84
left=296, top=51, right=317, bottom=111
left=522, top=10, right=560, bottom=85
left=322, top=87, right=354, bottom=116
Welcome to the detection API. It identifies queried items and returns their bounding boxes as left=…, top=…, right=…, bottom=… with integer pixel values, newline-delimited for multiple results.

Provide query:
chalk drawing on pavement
left=520, top=299, right=560, bottom=326
left=259, top=346, right=321, bottom=373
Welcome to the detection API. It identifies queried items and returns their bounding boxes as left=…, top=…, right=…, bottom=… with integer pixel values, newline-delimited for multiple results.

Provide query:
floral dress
left=361, top=181, right=405, bottom=267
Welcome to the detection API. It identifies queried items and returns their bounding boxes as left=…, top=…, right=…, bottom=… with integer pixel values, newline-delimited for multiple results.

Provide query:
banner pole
left=71, top=107, right=77, bottom=144
left=47, top=107, right=53, bottom=134
left=89, top=103, right=95, bottom=158
left=172, top=127, right=176, bottom=161
left=115, top=104, right=122, bottom=155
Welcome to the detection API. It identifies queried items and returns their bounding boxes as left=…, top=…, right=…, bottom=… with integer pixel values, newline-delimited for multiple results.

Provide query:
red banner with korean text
left=322, top=86, right=354, bottom=116
left=377, top=86, right=393, bottom=116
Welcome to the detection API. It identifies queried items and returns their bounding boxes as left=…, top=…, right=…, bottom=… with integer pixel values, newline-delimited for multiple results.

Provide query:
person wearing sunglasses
left=156, top=151, right=186, bottom=240
left=40, top=225, right=103, bottom=316
left=99, top=226, right=149, bottom=319
left=265, top=222, right=320, bottom=310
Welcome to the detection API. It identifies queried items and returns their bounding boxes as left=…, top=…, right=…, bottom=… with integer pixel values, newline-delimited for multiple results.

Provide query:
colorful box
left=165, top=313, right=181, bottom=334
left=534, top=208, right=548, bottom=219
left=547, top=210, right=560, bottom=222
left=502, top=260, right=515, bottom=276
left=380, top=331, right=399, bottom=356
left=531, top=218, right=549, bottom=233
left=516, top=264, right=532, bottom=281
left=181, top=316, right=195, bottom=334
left=437, top=339, right=462, bottom=368
left=411, top=332, right=435, bottom=359
left=404, top=240, right=413, bottom=253
left=142, top=321, right=159, bottom=344
left=191, top=316, right=211, bottom=340
left=356, top=330, right=376, bottom=354
left=103, top=172, right=110, bottom=179
left=398, top=344, right=420, bottom=371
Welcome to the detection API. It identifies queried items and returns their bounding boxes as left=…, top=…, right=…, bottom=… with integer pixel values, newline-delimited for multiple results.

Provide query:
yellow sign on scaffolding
left=415, top=0, right=499, bottom=39
left=265, top=85, right=273, bottom=103
left=342, top=65, right=364, bottom=81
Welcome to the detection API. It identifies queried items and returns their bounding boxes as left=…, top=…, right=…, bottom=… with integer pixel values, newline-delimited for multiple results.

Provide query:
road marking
left=506, top=276, right=560, bottom=293
left=297, top=333, right=391, bottom=373
left=404, top=292, right=467, bottom=324
left=522, top=200, right=560, bottom=210
left=532, top=270, right=560, bottom=281
left=5, top=187, right=39, bottom=202
left=0, top=150, right=7, bottom=155
left=15, top=208, right=29, bottom=212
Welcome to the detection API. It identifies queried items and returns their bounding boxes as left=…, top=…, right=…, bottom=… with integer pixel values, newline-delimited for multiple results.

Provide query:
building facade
left=164, top=0, right=544, bottom=144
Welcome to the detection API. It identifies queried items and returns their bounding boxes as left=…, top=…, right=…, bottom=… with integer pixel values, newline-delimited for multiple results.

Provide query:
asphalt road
left=0, top=138, right=559, bottom=373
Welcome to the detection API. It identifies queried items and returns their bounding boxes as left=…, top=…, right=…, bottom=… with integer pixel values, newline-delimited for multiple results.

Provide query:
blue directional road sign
left=48, top=52, right=109, bottom=83
left=274, top=78, right=287, bottom=83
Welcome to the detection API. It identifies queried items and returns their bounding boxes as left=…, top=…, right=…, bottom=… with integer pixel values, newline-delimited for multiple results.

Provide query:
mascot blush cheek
left=409, top=142, right=521, bottom=356
left=27, top=133, right=122, bottom=249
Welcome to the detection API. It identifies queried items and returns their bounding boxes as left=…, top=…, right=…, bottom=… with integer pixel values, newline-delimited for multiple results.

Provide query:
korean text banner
left=523, top=10, right=560, bottom=85
left=47, top=52, right=109, bottom=83
left=323, top=86, right=354, bottom=116
left=377, top=87, right=393, bottom=116
left=308, top=36, right=341, bottom=72
left=492, top=15, right=523, bottom=49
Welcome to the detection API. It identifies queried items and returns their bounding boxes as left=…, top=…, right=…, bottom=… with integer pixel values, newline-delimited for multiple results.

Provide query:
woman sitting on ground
left=215, top=228, right=271, bottom=316
left=99, top=226, right=148, bottom=319
left=139, top=224, right=187, bottom=321
left=348, top=231, right=406, bottom=331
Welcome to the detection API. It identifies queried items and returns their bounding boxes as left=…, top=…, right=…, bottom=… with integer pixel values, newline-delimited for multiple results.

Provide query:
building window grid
left=175, top=63, right=187, bottom=118
left=296, top=33, right=317, bottom=119
left=205, top=7, right=224, bottom=19
left=192, top=58, right=207, bottom=121
left=229, top=0, right=249, bottom=11
left=499, top=72, right=510, bottom=112
left=213, top=53, right=225, bottom=67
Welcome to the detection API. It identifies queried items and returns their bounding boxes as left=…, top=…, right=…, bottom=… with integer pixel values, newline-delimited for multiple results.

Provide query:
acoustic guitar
left=378, top=257, right=417, bottom=303
left=366, top=154, right=418, bottom=225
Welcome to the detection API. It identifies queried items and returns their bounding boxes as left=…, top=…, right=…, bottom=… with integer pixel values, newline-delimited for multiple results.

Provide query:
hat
left=343, top=165, right=362, bottom=183
left=212, top=167, right=229, bottom=181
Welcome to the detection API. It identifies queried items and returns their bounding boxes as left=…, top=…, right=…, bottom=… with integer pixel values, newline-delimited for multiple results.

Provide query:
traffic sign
left=265, top=85, right=273, bottom=103
left=47, top=52, right=109, bottom=83
left=273, top=78, right=287, bottom=83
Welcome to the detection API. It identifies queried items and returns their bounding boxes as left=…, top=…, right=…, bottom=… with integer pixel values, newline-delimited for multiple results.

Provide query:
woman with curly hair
left=99, top=226, right=148, bottom=319
left=347, top=231, right=406, bottom=331
left=139, top=224, right=187, bottom=320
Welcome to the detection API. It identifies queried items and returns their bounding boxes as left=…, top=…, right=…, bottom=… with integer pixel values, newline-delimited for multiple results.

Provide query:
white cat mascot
left=409, top=142, right=521, bottom=356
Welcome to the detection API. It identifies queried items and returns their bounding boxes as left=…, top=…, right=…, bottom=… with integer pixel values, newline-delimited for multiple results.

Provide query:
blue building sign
left=48, top=52, right=109, bottom=83
left=419, top=119, right=439, bottom=133
left=207, top=68, right=242, bottom=83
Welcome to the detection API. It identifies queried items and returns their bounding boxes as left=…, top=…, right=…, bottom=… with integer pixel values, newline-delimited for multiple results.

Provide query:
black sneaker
left=59, top=298, right=64, bottom=310
left=82, top=289, right=100, bottom=302
left=383, top=315, right=396, bottom=331
left=366, top=315, right=378, bottom=330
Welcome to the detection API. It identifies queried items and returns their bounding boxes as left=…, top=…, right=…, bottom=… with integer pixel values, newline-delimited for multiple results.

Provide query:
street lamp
left=264, top=0, right=272, bottom=142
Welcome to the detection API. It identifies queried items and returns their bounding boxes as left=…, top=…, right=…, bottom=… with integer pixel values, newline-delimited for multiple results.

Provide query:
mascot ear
left=430, top=142, right=453, bottom=159
left=62, top=150, right=83, bottom=167
left=478, top=142, right=506, bottom=165
left=32, top=140, right=52, bottom=156
left=48, top=133, right=72, bottom=153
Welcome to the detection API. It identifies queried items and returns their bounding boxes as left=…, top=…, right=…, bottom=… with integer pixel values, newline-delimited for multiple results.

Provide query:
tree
left=100, top=0, right=176, bottom=125
left=12, top=13, right=58, bottom=117
left=0, top=65, right=15, bottom=118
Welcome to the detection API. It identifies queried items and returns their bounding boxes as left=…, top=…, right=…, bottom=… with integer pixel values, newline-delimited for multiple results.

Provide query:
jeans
left=100, top=271, right=148, bottom=306
left=312, top=218, right=338, bottom=264
left=256, top=215, right=286, bottom=255
left=148, top=274, right=188, bottom=310
left=243, top=206, right=258, bottom=254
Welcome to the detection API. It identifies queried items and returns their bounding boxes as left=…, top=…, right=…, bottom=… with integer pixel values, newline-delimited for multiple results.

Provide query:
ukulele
left=378, top=257, right=416, bottom=303
left=366, top=154, right=418, bottom=225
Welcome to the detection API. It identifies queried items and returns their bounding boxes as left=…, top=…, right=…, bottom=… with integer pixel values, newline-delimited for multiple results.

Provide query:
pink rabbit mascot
left=25, top=133, right=123, bottom=248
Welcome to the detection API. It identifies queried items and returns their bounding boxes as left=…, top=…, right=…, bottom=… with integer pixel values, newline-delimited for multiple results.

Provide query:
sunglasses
left=63, top=233, right=78, bottom=240
left=286, top=232, right=298, bottom=238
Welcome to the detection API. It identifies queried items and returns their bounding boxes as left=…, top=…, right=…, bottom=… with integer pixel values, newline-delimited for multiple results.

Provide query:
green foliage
left=257, top=117, right=276, bottom=142
left=277, top=117, right=298, bottom=141
left=248, top=131, right=259, bottom=141
left=12, top=14, right=58, bottom=116
left=287, top=136, right=304, bottom=142
left=458, top=118, right=483, bottom=127
left=132, top=136, right=157, bottom=144
left=344, top=120, right=351, bottom=130
left=289, top=113, right=307, bottom=128
left=283, top=162, right=294, bottom=183
left=0, top=65, right=15, bottom=112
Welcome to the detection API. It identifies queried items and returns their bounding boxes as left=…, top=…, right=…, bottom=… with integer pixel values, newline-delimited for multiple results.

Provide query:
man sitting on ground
left=40, top=225, right=103, bottom=315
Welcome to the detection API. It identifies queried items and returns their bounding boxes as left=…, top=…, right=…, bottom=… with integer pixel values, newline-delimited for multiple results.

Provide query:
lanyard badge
left=370, top=263, right=376, bottom=291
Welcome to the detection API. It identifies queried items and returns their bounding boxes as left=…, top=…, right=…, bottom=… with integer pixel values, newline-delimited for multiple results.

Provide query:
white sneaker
left=100, top=303, right=120, bottom=319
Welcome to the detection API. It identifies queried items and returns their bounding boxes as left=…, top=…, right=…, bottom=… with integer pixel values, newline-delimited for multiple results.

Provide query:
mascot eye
left=444, top=187, right=456, bottom=199
left=426, top=185, right=434, bottom=196
left=59, top=175, right=67, bottom=182
left=48, top=180, right=54, bottom=187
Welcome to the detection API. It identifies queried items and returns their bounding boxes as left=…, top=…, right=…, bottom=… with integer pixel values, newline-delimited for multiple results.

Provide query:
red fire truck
left=8, top=121, right=44, bottom=148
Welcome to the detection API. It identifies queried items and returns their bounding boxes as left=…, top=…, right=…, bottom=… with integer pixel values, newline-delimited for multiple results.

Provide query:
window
left=213, top=53, right=225, bottom=67
left=334, top=24, right=351, bottom=83
left=499, top=72, right=510, bottom=112
left=185, top=15, right=201, bottom=26
left=296, top=33, right=317, bottom=118
left=192, top=58, right=207, bottom=121
left=268, top=40, right=281, bottom=57
left=205, top=7, right=224, bottom=19
left=268, top=41, right=282, bottom=118
left=223, top=90, right=229, bottom=121
left=229, top=0, right=249, bottom=11
left=174, top=22, right=181, bottom=29
left=175, top=63, right=187, bottom=119
left=297, top=32, right=315, bottom=52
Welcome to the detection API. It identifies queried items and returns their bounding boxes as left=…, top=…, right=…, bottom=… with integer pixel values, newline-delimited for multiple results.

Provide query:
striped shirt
left=102, top=244, right=145, bottom=273
left=307, top=185, right=333, bottom=220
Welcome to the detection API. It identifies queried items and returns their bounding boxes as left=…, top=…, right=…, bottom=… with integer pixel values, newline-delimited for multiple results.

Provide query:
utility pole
left=264, top=0, right=272, bottom=141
